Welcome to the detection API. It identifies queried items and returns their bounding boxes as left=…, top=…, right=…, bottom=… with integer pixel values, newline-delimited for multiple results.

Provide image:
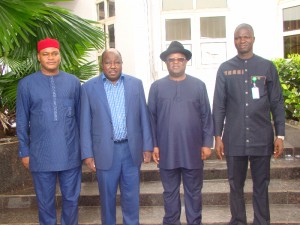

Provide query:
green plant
left=0, top=0, right=106, bottom=134
left=272, top=54, right=300, bottom=121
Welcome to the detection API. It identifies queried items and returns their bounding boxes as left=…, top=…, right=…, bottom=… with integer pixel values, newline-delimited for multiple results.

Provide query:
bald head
left=101, top=48, right=123, bottom=84
left=234, top=23, right=254, bottom=37
left=102, top=48, right=123, bottom=63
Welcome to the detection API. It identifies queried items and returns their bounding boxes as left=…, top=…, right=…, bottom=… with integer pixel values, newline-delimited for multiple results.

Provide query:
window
left=96, top=0, right=115, bottom=21
left=108, top=24, right=115, bottom=48
left=196, top=0, right=227, bottom=9
left=283, top=5, right=300, bottom=57
left=200, top=17, right=226, bottom=38
left=165, top=19, right=191, bottom=41
left=108, top=0, right=115, bottom=17
left=283, top=6, right=300, bottom=32
left=200, top=17, right=226, bottom=64
left=162, top=0, right=193, bottom=10
left=97, top=2, right=105, bottom=20
left=96, top=0, right=115, bottom=48
left=284, top=35, right=300, bottom=58
left=162, top=0, right=227, bottom=11
left=162, top=0, right=228, bottom=68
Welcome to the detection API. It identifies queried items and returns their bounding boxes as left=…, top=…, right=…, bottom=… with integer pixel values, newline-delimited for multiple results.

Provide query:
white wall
left=55, top=0, right=99, bottom=75
left=55, top=0, right=97, bottom=20
left=114, top=0, right=154, bottom=95
left=226, top=0, right=282, bottom=60
left=55, top=0, right=300, bottom=102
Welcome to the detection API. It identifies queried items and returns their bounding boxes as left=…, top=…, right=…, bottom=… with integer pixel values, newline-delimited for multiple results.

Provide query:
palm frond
left=0, top=0, right=73, bottom=53
left=0, top=0, right=106, bottom=112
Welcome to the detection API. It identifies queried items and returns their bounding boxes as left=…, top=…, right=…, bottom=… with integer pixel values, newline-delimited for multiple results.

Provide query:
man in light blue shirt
left=80, top=48, right=153, bottom=225
left=104, top=73, right=127, bottom=140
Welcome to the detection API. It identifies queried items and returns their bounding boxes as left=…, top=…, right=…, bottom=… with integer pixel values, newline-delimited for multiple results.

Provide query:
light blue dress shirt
left=102, top=73, right=127, bottom=140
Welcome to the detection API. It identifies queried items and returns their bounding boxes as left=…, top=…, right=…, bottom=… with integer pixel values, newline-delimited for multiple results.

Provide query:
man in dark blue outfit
left=148, top=41, right=214, bottom=225
left=213, top=23, right=285, bottom=225
left=16, top=38, right=81, bottom=225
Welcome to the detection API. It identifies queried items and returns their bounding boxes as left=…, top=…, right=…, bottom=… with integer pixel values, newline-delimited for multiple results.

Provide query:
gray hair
left=234, top=23, right=254, bottom=36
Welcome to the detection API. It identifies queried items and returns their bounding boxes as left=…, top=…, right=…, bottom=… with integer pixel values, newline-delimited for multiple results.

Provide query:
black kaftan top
left=213, top=55, right=285, bottom=156
left=148, top=75, right=213, bottom=169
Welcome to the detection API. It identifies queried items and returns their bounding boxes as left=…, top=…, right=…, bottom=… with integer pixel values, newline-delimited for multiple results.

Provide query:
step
left=1, top=204, right=300, bottom=225
left=2, top=178, right=300, bottom=209
left=81, top=159, right=300, bottom=182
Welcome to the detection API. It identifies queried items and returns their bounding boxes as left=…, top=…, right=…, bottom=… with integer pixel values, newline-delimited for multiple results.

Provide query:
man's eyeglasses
left=166, top=57, right=186, bottom=63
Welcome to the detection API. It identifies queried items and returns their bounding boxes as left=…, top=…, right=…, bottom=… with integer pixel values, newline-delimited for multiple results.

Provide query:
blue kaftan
left=16, top=71, right=81, bottom=172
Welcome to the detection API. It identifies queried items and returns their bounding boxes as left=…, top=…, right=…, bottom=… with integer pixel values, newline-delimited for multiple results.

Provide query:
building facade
left=57, top=0, right=300, bottom=102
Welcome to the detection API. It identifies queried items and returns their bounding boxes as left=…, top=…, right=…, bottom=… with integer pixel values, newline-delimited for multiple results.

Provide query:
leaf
left=0, top=0, right=106, bottom=111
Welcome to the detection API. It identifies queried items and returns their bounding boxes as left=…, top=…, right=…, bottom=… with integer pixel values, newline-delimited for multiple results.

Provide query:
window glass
left=165, top=19, right=191, bottom=41
left=108, top=24, right=115, bottom=48
left=97, top=2, right=105, bottom=20
left=162, top=0, right=193, bottom=11
left=283, top=6, right=300, bottom=32
left=284, top=34, right=300, bottom=57
left=196, top=0, right=227, bottom=9
left=108, top=0, right=115, bottom=17
left=200, top=17, right=226, bottom=38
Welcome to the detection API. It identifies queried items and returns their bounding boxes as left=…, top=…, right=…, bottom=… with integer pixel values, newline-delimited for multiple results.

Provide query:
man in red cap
left=16, top=38, right=81, bottom=225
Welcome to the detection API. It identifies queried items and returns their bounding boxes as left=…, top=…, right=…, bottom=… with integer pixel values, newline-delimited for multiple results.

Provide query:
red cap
left=37, top=38, right=60, bottom=52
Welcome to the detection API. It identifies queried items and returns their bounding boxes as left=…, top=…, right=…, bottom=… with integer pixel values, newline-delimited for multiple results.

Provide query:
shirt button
left=246, top=103, right=248, bottom=106
left=245, top=115, right=249, bottom=118
left=245, top=91, right=248, bottom=95
left=245, top=80, right=248, bottom=83
left=245, top=60, right=248, bottom=63
left=246, top=140, right=249, bottom=143
left=246, top=127, right=249, bottom=130
left=245, top=69, right=248, bottom=72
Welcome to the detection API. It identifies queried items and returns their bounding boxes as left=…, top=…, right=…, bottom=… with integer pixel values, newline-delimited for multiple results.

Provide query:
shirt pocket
left=64, top=99, right=75, bottom=117
left=251, top=76, right=267, bottom=97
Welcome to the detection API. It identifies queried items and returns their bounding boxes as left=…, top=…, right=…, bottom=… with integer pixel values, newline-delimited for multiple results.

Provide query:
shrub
left=272, top=54, right=300, bottom=121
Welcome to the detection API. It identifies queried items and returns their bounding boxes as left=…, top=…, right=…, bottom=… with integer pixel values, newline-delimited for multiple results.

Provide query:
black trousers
left=226, top=155, right=271, bottom=225
left=160, top=167, right=203, bottom=225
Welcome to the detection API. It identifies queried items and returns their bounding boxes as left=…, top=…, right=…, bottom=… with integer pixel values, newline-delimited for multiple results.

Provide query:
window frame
left=96, top=0, right=116, bottom=49
left=282, top=4, right=300, bottom=57
left=161, top=11, right=228, bottom=70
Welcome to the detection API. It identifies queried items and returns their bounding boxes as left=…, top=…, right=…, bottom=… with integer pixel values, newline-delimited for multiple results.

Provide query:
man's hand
left=215, top=136, right=224, bottom=160
left=143, top=151, right=152, bottom=163
left=274, top=138, right=284, bottom=158
left=84, top=157, right=96, bottom=172
left=201, top=147, right=212, bottom=160
left=152, top=147, right=160, bottom=164
left=22, top=157, right=30, bottom=169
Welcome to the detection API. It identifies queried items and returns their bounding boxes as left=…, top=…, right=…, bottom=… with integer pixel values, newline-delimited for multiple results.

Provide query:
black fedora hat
left=160, top=41, right=192, bottom=61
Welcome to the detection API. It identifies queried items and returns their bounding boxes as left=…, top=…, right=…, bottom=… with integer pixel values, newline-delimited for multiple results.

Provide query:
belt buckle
left=114, top=138, right=128, bottom=143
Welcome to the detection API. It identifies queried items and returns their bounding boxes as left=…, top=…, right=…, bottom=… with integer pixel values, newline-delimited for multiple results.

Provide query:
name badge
left=252, top=86, right=259, bottom=99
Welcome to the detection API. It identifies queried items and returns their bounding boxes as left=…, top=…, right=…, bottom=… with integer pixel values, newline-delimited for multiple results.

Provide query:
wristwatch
left=277, top=136, right=285, bottom=141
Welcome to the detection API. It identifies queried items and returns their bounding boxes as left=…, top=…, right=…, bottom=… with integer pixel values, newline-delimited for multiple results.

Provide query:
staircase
left=1, top=152, right=300, bottom=225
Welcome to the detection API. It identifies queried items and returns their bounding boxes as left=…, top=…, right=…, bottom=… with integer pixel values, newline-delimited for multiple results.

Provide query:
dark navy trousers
left=31, top=166, right=82, bottom=225
left=226, top=155, right=271, bottom=225
left=160, top=167, right=203, bottom=225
